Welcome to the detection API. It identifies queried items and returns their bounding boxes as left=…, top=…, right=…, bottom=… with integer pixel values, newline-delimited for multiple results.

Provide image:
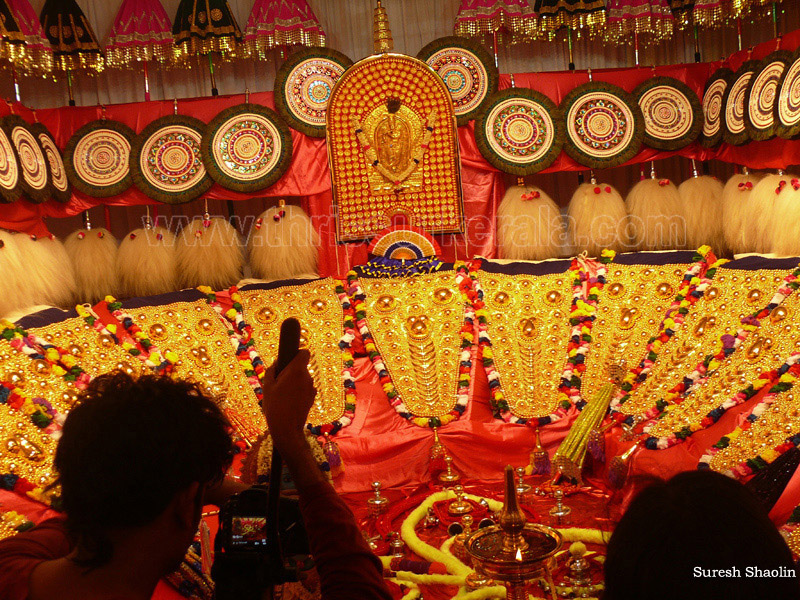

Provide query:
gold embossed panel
left=0, top=404, right=58, bottom=486
left=647, top=288, right=800, bottom=438
left=360, top=271, right=465, bottom=418
left=127, top=301, right=265, bottom=436
left=476, top=270, right=573, bottom=419
left=581, top=264, right=688, bottom=403
left=239, top=279, right=345, bottom=429
left=621, top=267, right=792, bottom=418
left=326, top=53, right=463, bottom=241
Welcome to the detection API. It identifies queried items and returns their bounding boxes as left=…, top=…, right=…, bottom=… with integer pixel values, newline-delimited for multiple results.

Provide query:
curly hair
left=54, top=371, right=234, bottom=567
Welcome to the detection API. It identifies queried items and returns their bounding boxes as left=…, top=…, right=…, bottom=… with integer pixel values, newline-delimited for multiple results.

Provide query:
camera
left=211, top=485, right=312, bottom=600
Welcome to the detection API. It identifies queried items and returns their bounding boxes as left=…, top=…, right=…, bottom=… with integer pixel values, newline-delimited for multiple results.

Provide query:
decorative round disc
left=131, top=115, right=212, bottom=205
left=274, top=47, right=353, bottom=138
left=1, top=115, right=50, bottom=204
left=561, top=82, right=643, bottom=169
left=417, top=36, right=499, bottom=126
left=700, top=67, right=733, bottom=147
left=744, top=51, right=792, bottom=141
left=633, top=77, right=702, bottom=150
left=0, top=123, right=21, bottom=203
left=475, top=88, right=562, bottom=175
left=775, top=47, right=800, bottom=140
left=64, top=120, right=134, bottom=198
left=201, top=103, right=293, bottom=193
left=29, top=122, right=70, bottom=203
left=367, top=225, right=441, bottom=259
left=722, top=61, right=759, bottom=146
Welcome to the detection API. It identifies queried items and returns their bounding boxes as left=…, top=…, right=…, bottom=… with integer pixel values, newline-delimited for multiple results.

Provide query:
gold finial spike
left=373, top=1, right=393, bottom=54
left=498, top=465, right=528, bottom=553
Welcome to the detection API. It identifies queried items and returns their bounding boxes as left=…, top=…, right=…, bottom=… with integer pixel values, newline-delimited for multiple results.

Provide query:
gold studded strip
left=126, top=300, right=265, bottom=438
left=0, top=402, right=58, bottom=488
left=476, top=269, right=573, bottom=419
left=239, top=278, right=345, bottom=429
left=581, top=263, right=688, bottom=403
left=359, top=270, right=466, bottom=419
left=620, top=268, right=792, bottom=418
left=646, top=289, right=800, bottom=440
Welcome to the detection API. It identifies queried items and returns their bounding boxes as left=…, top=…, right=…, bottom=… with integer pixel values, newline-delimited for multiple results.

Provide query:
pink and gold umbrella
left=604, top=0, right=675, bottom=46
left=1, top=0, right=53, bottom=75
left=244, top=0, right=326, bottom=59
left=453, top=0, right=541, bottom=44
left=105, top=0, right=174, bottom=68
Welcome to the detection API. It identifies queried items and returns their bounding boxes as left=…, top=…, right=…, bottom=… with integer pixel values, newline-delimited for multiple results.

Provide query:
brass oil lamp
left=465, top=466, right=562, bottom=600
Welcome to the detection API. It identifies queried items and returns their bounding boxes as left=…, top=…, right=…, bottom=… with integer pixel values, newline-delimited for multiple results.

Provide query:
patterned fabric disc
left=700, top=67, right=732, bottom=147
left=202, top=103, right=293, bottom=193
left=65, top=120, right=134, bottom=198
left=561, top=82, right=643, bottom=169
left=417, top=36, right=499, bottom=126
left=1, top=115, right=50, bottom=203
left=30, top=122, right=70, bottom=203
left=476, top=88, right=562, bottom=175
left=0, top=123, right=21, bottom=203
left=722, top=61, right=758, bottom=146
left=633, top=77, right=702, bottom=150
left=274, top=47, right=353, bottom=138
left=745, top=51, right=792, bottom=141
left=775, top=47, right=800, bottom=140
left=131, top=115, right=212, bottom=205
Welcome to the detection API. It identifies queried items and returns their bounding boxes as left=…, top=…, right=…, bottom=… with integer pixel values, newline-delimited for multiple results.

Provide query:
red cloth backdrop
left=1, top=28, right=800, bottom=276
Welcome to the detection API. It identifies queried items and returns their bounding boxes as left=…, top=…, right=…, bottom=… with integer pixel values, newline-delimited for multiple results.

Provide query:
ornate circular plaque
left=633, top=77, right=702, bottom=150
left=29, top=122, right=70, bottom=203
left=561, top=82, right=644, bottom=169
left=131, top=115, right=212, bottom=204
left=64, top=119, right=134, bottom=197
left=0, top=122, right=21, bottom=203
left=274, top=47, right=353, bottom=138
left=417, top=36, right=499, bottom=126
left=700, top=67, right=733, bottom=147
left=775, top=47, right=800, bottom=140
left=744, top=51, right=792, bottom=141
left=722, top=60, right=758, bottom=146
left=475, top=88, right=562, bottom=175
left=1, top=115, right=50, bottom=204
left=201, top=103, right=293, bottom=193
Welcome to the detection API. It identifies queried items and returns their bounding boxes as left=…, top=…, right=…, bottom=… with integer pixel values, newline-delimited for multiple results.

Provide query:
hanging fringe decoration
left=745, top=173, right=796, bottom=254
left=64, top=228, right=118, bottom=304
left=0, top=229, right=34, bottom=318
left=248, top=203, right=320, bottom=281
left=567, top=182, right=628, bottom=257
left=678, top=172, right=725, bottom=252
left=322, top=433, right=344, bottom=478
left=769, top=176, right=800, bottom=257
left=722, top=170, right=763, bottom=254
left=15, top=233, right=77, bottom=308
left=497, top=185, right=562, bottom=260
left=625, top=175, right=685, bottom=251
left=176, top=216, right=244, bottom=290
left=116, top=226, right=177, bottom=298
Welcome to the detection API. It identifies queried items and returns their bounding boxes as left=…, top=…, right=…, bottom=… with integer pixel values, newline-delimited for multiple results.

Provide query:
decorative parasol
left=721, top=59, right=759, bottom=146
left=453, top=0, right=541, bottom=44
left=774, top=46, right=800, bottom=140
left=64, top=117, right=135, bottom=198
left=744, top=50, right=793, bottom=142
left=475, top=87, right=563, bottom=175
left=201, top=101, right=293, bottom=193
left=668, top=0, right=694, bottom=28
left=1, top=0, right=53, bottom=78
left=173, top=0, right=243, bottom=95
left=106, top=0, right=175, bottom=100
left=633, top=76, right=702, bottom=150
left=604, top=0, right=675, bottom=47
left=699, top=66, right=732, bottom=147
left=30, top=121, right=70, bottom=203
left=417, top=36, right=499, bottom=126
left=243, top=0, right=326, bottom=60
left=0, top=113, right=51, bottom=204
left=533, top=0, right=606, bottom=35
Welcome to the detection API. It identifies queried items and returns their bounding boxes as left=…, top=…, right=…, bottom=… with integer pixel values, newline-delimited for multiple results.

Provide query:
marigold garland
left=697, top=353, right=800, bottom=473
left=609, top=246, right=727, bottom=420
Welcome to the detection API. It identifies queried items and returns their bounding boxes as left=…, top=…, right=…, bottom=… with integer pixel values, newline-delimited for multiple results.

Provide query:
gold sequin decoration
left=126, top=301, right=265, bottom=439
left=0, top=403, right=57, bottom=486
left=709, top=390, right=800, bottom=474
left=647, top=287, right=800, bottom=438
left=622, top=268, right=791, bottom=417
left=239, top=279, right=345, bottom=429
left=581, top=264, right=688, bottom=403
left=476, top=270, right=573, bottom=419
left=360, top=271, right=466, bottom=418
